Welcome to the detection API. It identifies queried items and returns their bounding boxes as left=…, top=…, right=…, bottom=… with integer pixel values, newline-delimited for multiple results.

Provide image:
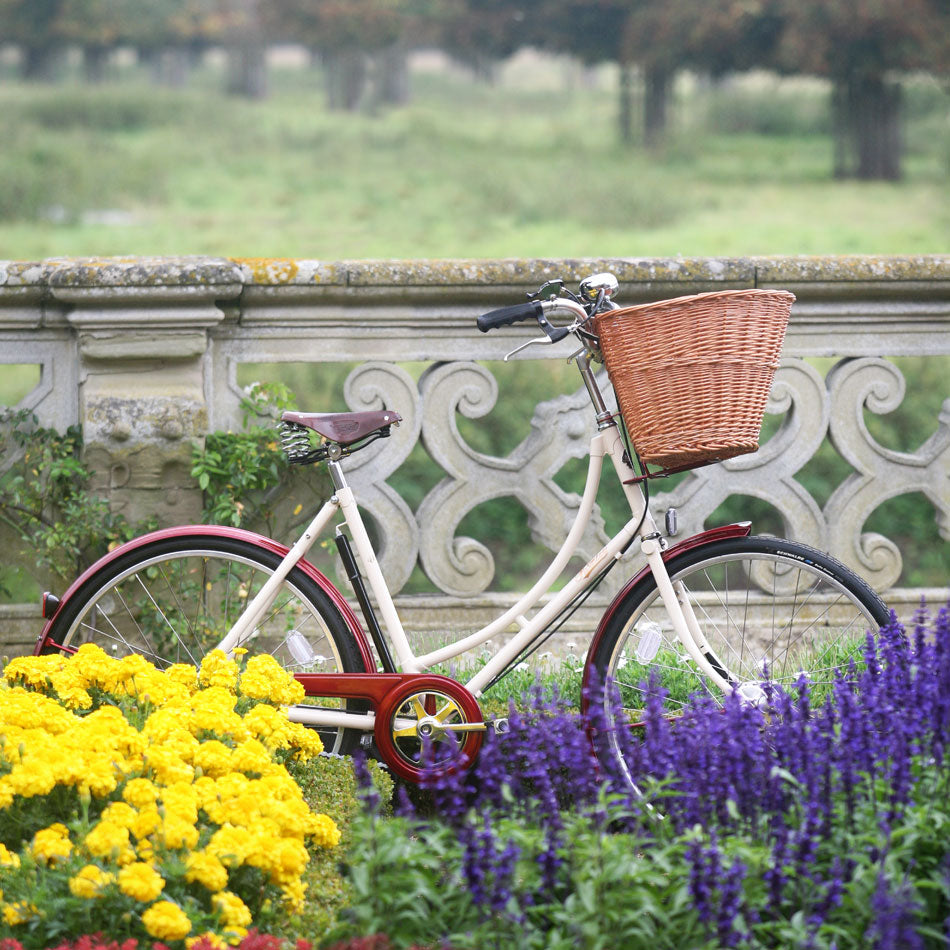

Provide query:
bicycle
left=35, top=272, right=890, bottom=783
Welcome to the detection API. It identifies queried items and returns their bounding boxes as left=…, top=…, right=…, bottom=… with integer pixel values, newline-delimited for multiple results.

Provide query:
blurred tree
left=264, top=0, right=417, bottom=110
left=779, top=0, right=950, bottom=179
left=0, top=0, right=68, bottom=79
left=141, top=0, right=227, bottom=86
left=500, top=0, right=638, bottom=140
left=52, top=0, right=141, bottom=81
left=220, top=0, right=268, bottom=98
left=620, top=0, right=787, bottom=145
left=434, top=0, right=532, bottom=82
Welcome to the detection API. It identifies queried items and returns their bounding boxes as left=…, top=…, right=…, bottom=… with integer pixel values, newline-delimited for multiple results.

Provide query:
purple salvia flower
left=867, top=870, right=925, bottom=950
left=352, top=747, right=380, bottom=815
left=716, top=855, right=749, bottom=948
left=686, top=836, right=714, bottom=925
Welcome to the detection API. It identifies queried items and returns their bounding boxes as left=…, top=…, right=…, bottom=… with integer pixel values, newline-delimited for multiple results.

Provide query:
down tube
left=416, top=431, right=617, bottom=671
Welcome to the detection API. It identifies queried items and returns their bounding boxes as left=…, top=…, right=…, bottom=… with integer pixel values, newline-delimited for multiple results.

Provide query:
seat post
left=328, top=459, right=348, bottom=492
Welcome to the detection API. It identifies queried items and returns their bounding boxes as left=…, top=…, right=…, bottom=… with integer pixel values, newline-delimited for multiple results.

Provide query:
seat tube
left=329, top=461, right=418, bottom=673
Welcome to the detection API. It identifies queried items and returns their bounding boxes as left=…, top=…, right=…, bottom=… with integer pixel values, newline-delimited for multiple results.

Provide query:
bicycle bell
left=579, top=272, right=619, bottom=302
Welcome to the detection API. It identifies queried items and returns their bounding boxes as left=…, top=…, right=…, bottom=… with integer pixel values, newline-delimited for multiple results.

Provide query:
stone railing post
left=50, top=258, right=242, bottom=526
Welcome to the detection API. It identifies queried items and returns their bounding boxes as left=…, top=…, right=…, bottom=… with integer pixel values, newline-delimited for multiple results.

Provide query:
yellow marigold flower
left=198, top=651, right=239, bottom=692
left=229, top=738, right=276, bottom=776
left=280, top=877, right=307, bottom=913
left=239, top=654, right=304, bottom=705
left=185, top=850, right=229, bottom=892
left=0, top=780, right=13, bottom=809
left=84, top=819, right=135, bottom=864
left=0, top=686, right=73, bottom=732
left=2, top=655, right=60, bottom=689
left=48, top=668, right=93, bottom=709
left=9, top=762, right=56, bottom=798
left=71, top=643, right=123, bottom=691
left=101, top=801, right=137, bottom=829
left=264, top=837, right=309, bottom=884
left=211, top=891, right=252, bottom=929
left=0, top=843, right=20, bottom=868
left=162, top=780, right=199, bottom=821
left=68, top=864, right=115, bottom=899
left=116, top=652, right=153, bottom=682
left=2, top=900, right=37, bottom=926
left=142, top=900, right=192, bottom=941
left=208, top=825, right=253, bottom=867
left=123, top=777, right=160, bottom=810
left=118, top=861, right=166, bottom=902
left=307, top=812, right=342, bottom=848
left=130, top=805, right=162, bottom=841
left=31, top=823, right=72, bottom=864
left=193, top=739, right=234, bottom=778
left=162, top=816, right=200, bottom=850
left=143, top=745, right=195, bottom=785
left=166, top=663, right=200, bottom=692
left=188, top=695, right=246, bottom=741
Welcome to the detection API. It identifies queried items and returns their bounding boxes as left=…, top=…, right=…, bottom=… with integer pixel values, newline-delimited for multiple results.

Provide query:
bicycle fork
left=639, top=535, right=736, bottom=695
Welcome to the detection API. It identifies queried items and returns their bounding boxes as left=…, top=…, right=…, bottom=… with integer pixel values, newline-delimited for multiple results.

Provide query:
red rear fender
left=35, top=525, right=373, bottom=671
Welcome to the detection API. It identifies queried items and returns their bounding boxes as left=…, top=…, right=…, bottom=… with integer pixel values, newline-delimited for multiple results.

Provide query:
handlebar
left=476, top=274, right=616, bottom=359
left=476, top=300, right=544, bottom=332
left=477, top=297, right=590, bottom=333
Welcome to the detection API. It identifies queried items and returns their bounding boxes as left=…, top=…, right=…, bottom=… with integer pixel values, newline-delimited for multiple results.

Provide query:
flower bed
left=0, top=647, right=340, bottom=948
left=337, top=608, right=950, bottom=949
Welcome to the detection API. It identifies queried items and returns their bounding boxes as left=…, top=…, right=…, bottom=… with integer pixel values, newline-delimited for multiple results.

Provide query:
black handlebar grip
left=476, top=300, right=544, bottom=332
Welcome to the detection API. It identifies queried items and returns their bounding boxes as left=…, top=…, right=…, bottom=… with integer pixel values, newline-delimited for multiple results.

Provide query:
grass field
left=0, top=59, right=947, bottom=260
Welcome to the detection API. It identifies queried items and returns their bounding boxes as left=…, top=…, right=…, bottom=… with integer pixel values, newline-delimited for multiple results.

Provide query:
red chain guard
left=294, top=672, right=483, bottom=782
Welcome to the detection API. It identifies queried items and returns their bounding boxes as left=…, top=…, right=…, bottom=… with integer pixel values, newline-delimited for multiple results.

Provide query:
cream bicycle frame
left=216, top=414, right=733, bottom=734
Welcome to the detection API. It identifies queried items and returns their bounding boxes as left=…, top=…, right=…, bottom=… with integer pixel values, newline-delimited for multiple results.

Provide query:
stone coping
left=1, top=255, right=948, bottom=291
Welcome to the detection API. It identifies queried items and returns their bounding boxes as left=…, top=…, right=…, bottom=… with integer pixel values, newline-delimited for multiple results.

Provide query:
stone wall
left=2, top=255, right=949, bottom=657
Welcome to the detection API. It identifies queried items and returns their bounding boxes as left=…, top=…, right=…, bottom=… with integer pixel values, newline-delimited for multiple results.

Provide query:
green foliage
left=279, top=754, right=395, bottom=939
left=334, top=805, right=751, bottom=949
left=0, top=408, right=146, bottom=586
left=191, top=381, right=298, bottom=529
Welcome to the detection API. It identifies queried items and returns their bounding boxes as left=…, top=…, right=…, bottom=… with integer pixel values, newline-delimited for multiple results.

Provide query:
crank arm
left=440, top=717, right=510, bottom=734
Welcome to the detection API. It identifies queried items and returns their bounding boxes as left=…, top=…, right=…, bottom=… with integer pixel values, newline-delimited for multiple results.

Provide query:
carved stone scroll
left=824, top=357, right=950, bottom=589
left=416, top=362, right=610, bottom=597
left=339, top=361, right=422, bottom=594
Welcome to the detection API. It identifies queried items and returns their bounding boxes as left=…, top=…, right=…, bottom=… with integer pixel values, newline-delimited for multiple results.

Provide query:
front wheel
left=39, top=533, right=370, bottom=754
left=589, top=535, right=890, bottom=734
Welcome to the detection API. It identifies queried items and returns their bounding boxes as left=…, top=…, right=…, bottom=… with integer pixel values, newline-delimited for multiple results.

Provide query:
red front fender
left=34, top=525, right=374, bottom=672
left=580, top=522, right=752, bottom=710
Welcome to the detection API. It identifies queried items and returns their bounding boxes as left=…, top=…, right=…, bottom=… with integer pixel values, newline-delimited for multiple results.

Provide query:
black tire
left=590, top=535, right=890, bottom=741
left=42, top=533, right=369, bottom=754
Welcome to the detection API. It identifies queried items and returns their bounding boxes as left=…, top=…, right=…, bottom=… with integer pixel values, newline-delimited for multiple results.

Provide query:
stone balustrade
left=2, top=255, right=949, bottom=658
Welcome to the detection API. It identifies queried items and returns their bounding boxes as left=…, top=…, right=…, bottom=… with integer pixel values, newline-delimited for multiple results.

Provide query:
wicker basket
left=594, top=288, right=795, bottom=470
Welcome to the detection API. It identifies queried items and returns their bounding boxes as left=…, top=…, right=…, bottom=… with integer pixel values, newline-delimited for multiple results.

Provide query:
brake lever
left=504, top=335, right=551, bottom=361
left=503, top=313, right=571, bottom=361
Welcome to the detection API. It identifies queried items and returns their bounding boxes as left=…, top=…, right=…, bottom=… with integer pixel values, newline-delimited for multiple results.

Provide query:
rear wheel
left=590, top=537, right=890, bottom=764
left=40, top=533, right=369, bottom=754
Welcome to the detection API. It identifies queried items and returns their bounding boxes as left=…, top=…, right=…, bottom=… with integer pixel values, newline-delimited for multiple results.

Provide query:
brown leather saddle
left=281, top=409, right=402, bottom=447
